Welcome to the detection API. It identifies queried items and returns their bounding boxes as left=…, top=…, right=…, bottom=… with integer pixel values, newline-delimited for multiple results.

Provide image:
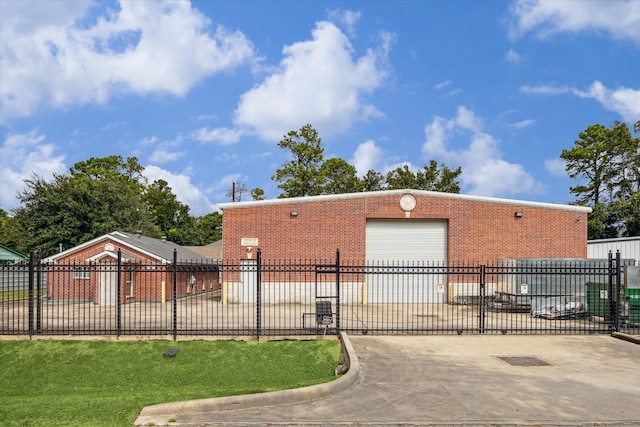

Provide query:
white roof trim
left=86, top=250, right=140, bottom=262
left=219, top=189, right=592, bottom=213
left=588, top=236, right=640, bottom=243
left=43, top=232, right=165, bottom=263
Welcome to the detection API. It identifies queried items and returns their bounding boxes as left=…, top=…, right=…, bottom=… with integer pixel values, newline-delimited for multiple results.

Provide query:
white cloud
left=351, top=140, right=382, bottom=176
left=574, top=81, right=640, bottom=123
left=328, top=9, right=361, bottom=37
left=149, top=149, right=184, bottom=164
left=0, top=0, right=255, bottom=122
left=423, top=106, right=545, bottom=197
left=545, top=158, right=566, bottom=176
left=520, top=85, right=570, bottom=95
left=508, top=119, right=536, bottom=129
left=0, top=130, right=66, bottom=211
left=521, top=81, right=640, bottom=122
left=434, top=80, right=453, bottom=90
left=144, top=165, right=216, bottom=216
left=191, top=127, right=243, bottom=145
left=504, top=48, right=523, bottom=65
left=233, top=21, right=392, bottom=141
left=508, top=0, right=640, bottom=43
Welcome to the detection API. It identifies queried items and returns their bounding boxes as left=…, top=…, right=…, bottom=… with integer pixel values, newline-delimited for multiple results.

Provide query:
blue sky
left=1, top=0, right=639, bottom=217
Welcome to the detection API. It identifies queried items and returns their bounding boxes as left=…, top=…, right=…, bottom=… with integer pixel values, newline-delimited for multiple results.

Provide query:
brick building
left=43, top=231, right=219, bottom=304
left=220, top=189, right=591, bottom=264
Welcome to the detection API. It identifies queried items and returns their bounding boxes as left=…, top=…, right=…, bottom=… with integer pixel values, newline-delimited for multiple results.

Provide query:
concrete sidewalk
left=134, top=333, right=640, bottom=426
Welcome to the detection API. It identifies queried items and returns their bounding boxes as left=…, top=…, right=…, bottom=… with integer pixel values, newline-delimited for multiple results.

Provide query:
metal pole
left=35, top=250, right=42, bottom=333
left=28, top=251, right=34, bottom=337
left=256, top=249, right=262, bottom=340
left=607, top=251, right=615, bottom=331
left=335, top=249, right=340, bottom=335
left=615, top=250, right=622, bottom=332
left=173, top=249, right=178, bottom=341
left=479, top=265, right=486, bottom=334
left=117, top=249, right=122, bottom=337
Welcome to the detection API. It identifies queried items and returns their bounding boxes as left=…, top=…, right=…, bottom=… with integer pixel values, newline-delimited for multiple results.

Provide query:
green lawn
left=0, top=338, right=341, bottom=427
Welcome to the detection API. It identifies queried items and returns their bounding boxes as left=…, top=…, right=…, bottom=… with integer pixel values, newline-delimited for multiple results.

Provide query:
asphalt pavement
left=134, top=332, right=640, bottom=427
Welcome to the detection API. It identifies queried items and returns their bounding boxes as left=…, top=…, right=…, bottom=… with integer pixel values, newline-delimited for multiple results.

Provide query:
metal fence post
left=256, top=249, right=262, bottom=340
left=35, top=250, right=42, bottom=333
left=479, top=264, right=486, bottom=334
left=615, top=250, right=622, bottom=332
left=172, top=249, right=178, bottom=341
left=335, top=249, right=340, bottom=335
left=28, top=251, right=35, bottom=337
left=607, top=251, right=615, bottom=331
left=117, top=249, right=122, bottom=337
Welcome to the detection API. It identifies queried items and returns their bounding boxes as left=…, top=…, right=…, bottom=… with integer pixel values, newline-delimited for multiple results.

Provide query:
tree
left=144, top=179, right=193, bottom=244
left=14, top=157, right=157, bottom=256
left=192, top=212, right=222, bottom=245
left=560, top=124, right=611, bottom=206
left=561, top=121, right=640, bottom=238
left=360, top=170, right=386, bottom=192
left=226, top=181, right=249, bottom=202
left=416, top=160, right=462, bottom=193
left=0, top=209, right=27, bottom=254
left=251, top=188, right=266, bottom=200
left=320, top=158, right=361, bottom=194
left=272, top=124, right=325, bottom=198
left=384, top=162, right=461, bottom=193
left=70, top=155, right=147, bottom=185
left=385, top=165, right=418, bottom=190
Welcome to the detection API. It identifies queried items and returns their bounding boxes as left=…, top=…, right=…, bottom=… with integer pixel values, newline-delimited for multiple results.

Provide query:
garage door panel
left=366, top=220, right=447, bottom=303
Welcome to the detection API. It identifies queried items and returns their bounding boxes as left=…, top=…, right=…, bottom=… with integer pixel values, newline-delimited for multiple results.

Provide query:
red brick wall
left=45, top=237, right=217, bottom=302
left=222, top=192, right=589, bottom=265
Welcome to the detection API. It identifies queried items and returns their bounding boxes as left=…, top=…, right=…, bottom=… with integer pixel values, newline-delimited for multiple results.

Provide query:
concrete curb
left=612, top=331, right=640, bottom=345
left=133, top=332, right=360, bottom=426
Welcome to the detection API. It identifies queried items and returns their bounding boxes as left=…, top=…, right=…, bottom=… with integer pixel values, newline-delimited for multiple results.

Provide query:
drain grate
left=494, top=356, right=552, bottom=366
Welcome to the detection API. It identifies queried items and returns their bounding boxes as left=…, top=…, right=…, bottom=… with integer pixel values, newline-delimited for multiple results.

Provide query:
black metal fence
left=1, top=250, right=638, bottom=338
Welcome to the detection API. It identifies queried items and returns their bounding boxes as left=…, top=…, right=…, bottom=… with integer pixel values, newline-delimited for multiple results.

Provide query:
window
left=126, top=270, right=135, bottom=297
left=73, top=267, right=90, bottom=279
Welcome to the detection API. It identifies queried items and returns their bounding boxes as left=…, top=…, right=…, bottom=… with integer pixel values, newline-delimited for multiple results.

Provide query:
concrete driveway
left=135, top=333, right=640, bottom=426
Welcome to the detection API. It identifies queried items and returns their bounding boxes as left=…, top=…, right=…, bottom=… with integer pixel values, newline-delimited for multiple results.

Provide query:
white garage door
left=366, top=220, right=447, bottom=303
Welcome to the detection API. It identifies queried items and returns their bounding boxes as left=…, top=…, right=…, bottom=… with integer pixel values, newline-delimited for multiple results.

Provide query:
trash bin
left=586, top=283, right=609, bottom=319
left=624, top=288, right=640, bottom=323
left=316, top=300, right=333, bottom=326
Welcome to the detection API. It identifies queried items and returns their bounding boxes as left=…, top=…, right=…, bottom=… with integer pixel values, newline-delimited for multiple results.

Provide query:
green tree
left=560, top=124, right=611, bottom=206
left=144, top=179, right=193, bottom=244
left=192, top=212, right=223, bottom=245
left=320, top=157, right=361, bottom=194
left=251, top=188, right=266, bottom=200
left=385, top=165, right=418, bottom=189
left=0, top=209, right=27, bottom=254
left=360, top=169, right=386, bottom=192
left=272, top=124, right=325, bottom=198
left=14, top=157, right=156, bottom=256
left=561, top=121, right=639, bottom=238
left=416, top=160, right=462, bottom=193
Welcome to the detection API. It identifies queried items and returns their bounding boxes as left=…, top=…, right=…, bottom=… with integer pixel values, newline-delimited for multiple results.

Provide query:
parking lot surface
left=135, top=333, right=640, bottom=426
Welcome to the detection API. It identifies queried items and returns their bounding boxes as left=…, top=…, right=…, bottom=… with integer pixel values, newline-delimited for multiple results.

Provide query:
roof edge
left=43, top=231, right=165, bottom=263
left=219, top=189, right=592, bottom=213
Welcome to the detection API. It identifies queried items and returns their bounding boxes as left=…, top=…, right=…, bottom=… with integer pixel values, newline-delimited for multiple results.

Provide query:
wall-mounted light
left=290, top=210, right=298, bottom=217
left=514, top=211, right=523, bottom=218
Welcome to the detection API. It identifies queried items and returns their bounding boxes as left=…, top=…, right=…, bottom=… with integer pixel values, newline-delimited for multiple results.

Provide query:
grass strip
left=0, top=338, right=341, bottom=427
